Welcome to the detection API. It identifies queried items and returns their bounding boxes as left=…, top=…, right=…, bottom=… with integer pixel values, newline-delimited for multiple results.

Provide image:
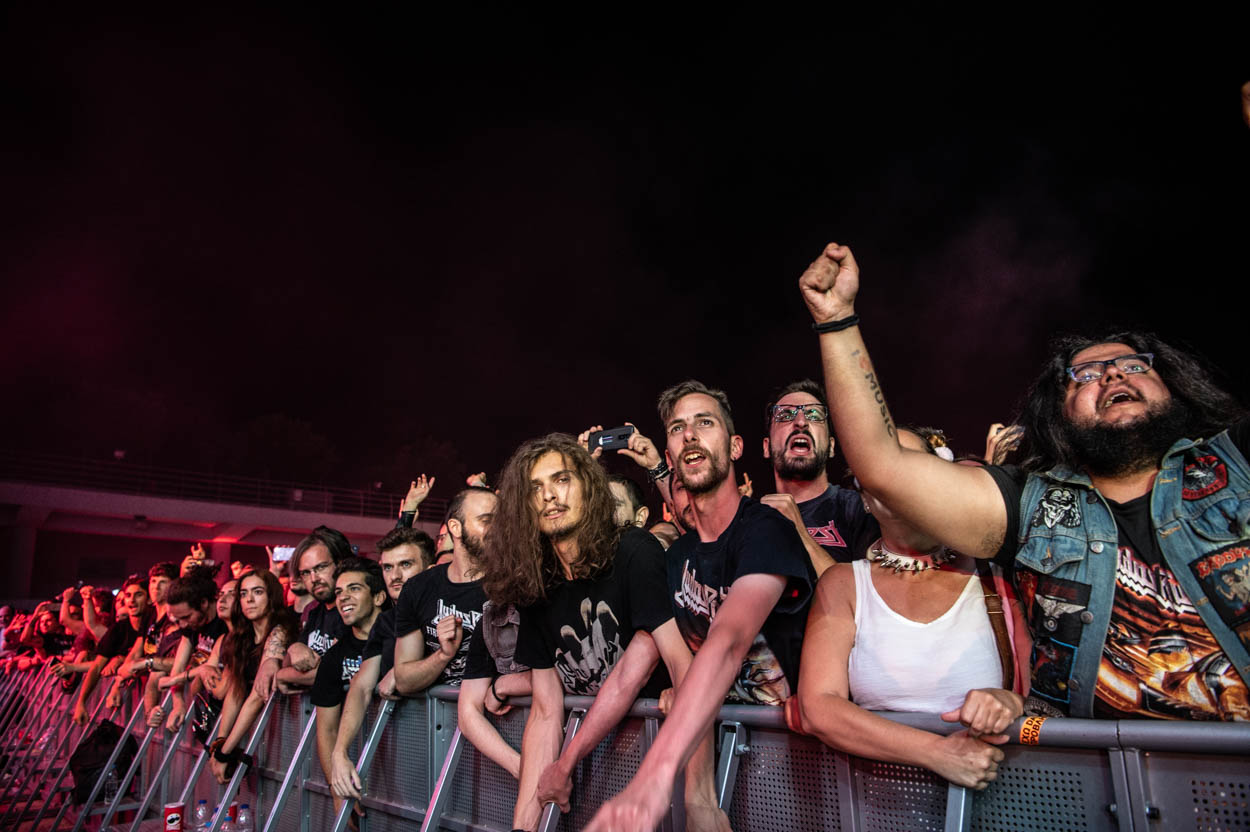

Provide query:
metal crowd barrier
left=4, top=666, right=1249, bottom=832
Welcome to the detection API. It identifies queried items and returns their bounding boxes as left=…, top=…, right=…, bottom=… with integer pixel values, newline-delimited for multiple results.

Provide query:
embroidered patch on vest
left=1018, top=572, right=1089, bottom=705
left=1182, top=453, right=1228, bottom=500
left=1190, top=543, right=1250, bottom=652
left=1030, top=486, right=1081, bottom=529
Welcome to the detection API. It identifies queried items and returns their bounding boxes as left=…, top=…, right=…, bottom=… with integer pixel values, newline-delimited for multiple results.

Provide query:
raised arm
left=393, top=617, right=460, bottom=696
left=794, top=565, right=1005, bottom=789
left=799, top=243, right=1007, bottom=558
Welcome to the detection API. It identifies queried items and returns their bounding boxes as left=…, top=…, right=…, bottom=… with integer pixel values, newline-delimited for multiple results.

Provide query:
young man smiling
left=312, top=557, right=388, bottom=819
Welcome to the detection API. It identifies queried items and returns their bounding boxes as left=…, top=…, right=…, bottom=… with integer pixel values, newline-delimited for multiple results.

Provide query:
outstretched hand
left=403, top=475, right=436, bottom=512
left=798, top=242, right=859, bottom=324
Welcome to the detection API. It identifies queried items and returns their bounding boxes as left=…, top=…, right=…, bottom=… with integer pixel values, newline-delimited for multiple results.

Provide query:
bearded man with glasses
left=760, top=379, right=880, bottom=577
left=796, top=241, right=1250, bottom=722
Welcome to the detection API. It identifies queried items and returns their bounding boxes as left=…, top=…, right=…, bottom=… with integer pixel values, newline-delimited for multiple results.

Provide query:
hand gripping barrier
left=7, top=672, right=1250, bottom=832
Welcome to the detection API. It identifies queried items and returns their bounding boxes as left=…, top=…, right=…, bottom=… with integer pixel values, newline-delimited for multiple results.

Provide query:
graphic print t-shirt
left=300, top=601, right=345, bottom=656
left=798, top=485, right=880, bottom=563
left=666, top=497, right=814, bottom=706
left=310, top=630, right=368, bottom=708
left=176, top=617, right=228, bottom=667
left=97, top=613, right=153, bottom=660
left=516, top=527, right=673, bottom=697
left=394, top=564, right=486, bottom=687
left=990, top=422, right=1250, bottom=720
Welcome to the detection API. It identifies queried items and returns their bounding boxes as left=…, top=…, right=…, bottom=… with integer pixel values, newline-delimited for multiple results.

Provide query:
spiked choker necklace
left=867, top=538, right=954, bottom=573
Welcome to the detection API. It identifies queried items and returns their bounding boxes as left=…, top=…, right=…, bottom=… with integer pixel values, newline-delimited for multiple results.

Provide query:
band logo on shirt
left=806, top=522, right=847, bottom=548
left=307, top=629, right=337, bottom=656
left=433, top=599, right=482, bottom=630
left=673, top=562, right=727, bottom=620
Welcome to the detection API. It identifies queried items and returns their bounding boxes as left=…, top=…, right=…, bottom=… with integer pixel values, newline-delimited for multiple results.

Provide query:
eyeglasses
left=1065, top=352, right=1154, bottom=385
left=769, top=404, right=828, bottom=423
left=297, top=561, right=334, bottom=581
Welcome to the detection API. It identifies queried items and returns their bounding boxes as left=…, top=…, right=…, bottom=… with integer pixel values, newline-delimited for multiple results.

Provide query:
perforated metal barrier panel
left=5, top=670, right=1249, bottom=832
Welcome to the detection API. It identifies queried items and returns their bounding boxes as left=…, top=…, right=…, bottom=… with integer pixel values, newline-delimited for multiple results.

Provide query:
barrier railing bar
left=419, top=726, right=465, bottom=832
left=0, top=679, right=70, bottom=814
left=173, top=711, right=223, bottom=808
left=96, top=689, right=174, bottom=831
left=68, top=683, right=149, bottom=832
left=537, top=707, right=585, bottom=832
left=13, top=680, right=107, bottom=829
left=0, top=671, right=56, bottom=767
left=713, top=720, right=747, bottom=812
left=8, top=686, right=87, bottom=825
left=328, top=698, right=396, bottom=832
left=30, top=683, right=120, bottom=830
left=0, top=668, right=35, bottom=734
left=126, top=701, right=200, bottom=832
left=207, top=694, right=279, bottom=832
left=256, top=703, right=318, bottom=832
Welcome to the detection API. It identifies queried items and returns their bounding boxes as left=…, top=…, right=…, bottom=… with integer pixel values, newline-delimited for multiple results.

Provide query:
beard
left=771, top=431, right=830, bottom=481
left=1061, top=398, right=1191, bottom=477
left=462, top=528, right=486, bottom=557
left=680, top=447, right=732, bottom=495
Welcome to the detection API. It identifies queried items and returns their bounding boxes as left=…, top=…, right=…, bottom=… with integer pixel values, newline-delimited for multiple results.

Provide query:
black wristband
left=811, top=314, right=860, bottom=334
left=489, top=675, right=503, bottom=703
left=646, top=460, right=671, bottom=482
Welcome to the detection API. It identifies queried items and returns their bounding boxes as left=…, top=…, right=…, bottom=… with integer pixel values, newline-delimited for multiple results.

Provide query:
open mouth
left=339, top=604, right=355, bottom=617
left=1102, top=389, right=1140, bottom=409
left=681, top=449, right=707, bottom=467
left=787, top=434, right=813, bottom=455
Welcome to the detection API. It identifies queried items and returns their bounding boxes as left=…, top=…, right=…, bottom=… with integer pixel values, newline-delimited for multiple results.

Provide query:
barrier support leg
left=8, top=689, right=89, bottom=825
left=328, top=699, right=396, bottom=832
left=257, top=703, right=320, bottom=832
left=95, top=689, right=175, bottom=831
left=943, top=783, right=972, bottom=832
left=206, top=694, right=279, bottom=832
left=714, top=721, right=748, bottom=812
left=68, top=684, right=149, bottom=832
left=31, top=682, right=121, bottom=831
left=419, top=726, right=464, bottom=832
left=126, top=700, right=197, bottom=832
left=537, top=707, right=586, bottom=832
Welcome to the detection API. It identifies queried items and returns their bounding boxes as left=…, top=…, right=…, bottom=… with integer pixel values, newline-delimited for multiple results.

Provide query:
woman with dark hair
left=208, top=569, right=299, bottom=782
left=793, top=427, right=1031, bottom=790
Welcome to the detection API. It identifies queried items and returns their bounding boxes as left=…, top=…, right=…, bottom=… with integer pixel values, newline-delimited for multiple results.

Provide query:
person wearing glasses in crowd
left=760, top=380, right=880, bottom=577
left=258, top=526, right=352, bottom=696
left=796, top=241, right=1249, bottom=722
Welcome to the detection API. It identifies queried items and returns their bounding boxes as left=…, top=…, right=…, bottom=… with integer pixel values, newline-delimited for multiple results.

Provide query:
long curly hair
left=1017, top=331, right=1246, bottom=472
left=481, top=433, right=623, bottom=608
left=219, top=568, right=299, bottom=690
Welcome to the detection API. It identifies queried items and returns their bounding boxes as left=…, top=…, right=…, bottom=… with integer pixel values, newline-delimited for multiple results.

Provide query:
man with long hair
left=586, top=381, right=815, bottom=831
left=793, top=241, right=1249, bottom=722
left=483, top=433, right=724, bottom=832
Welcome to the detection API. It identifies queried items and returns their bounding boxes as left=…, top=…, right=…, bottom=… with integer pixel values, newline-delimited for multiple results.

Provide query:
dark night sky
left=2, top=9, right=1247, bottom=501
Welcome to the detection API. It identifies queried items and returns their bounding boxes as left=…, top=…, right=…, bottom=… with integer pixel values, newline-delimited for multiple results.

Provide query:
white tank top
left=847, top=559, right=1003, bottom=713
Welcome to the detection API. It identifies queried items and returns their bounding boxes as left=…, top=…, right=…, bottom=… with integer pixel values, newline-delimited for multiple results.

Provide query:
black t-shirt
left=988, top=422, right=1250, bottom=720
left=300, top=601, right=344, bottom=656
left=177, top=616, right=228, bottom=666
left=40, top=630, right=76, bottom=657
left=394, top=563, right=486, bottom=687
left=362, top=607, right=397, bottom=680
left=515, top=527, right=672, bottom=697
left=667, top=496, right=814, bottom=706
left=310, top=629, right=369, bottom=708
left=97, top=613, right=153, bottom=660
left=798, top=484, right=880, bottom=563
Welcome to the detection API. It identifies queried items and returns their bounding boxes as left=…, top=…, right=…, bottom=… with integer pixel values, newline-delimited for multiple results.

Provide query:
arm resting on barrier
left=794, top=564, right=1009, bottom=790
left=586, top=573, right=785, bottom=832
left=514, top=667, right=565, bottom=831
left=458, top=676, right=522, bottom=780
left=393, top=627, right=455, bottom=696
left=800, top=242, right=1007, bottom=559
left=330, top=654, right=382, bottom=799
left=73, top=655, right=108, bottom=725
left=316, top=702, right=348, bottom=816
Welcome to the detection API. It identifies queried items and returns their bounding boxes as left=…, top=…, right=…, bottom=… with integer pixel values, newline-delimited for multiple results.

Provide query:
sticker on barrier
left=1018, top=716, right=1045, bottom=745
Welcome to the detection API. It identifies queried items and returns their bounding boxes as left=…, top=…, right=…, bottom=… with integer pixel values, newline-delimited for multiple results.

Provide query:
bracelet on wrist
left=646, top=460, right=671, bottom=482
left=489, top=675, right=504, bottom=703
left=811, top=314, right=860, bottom=334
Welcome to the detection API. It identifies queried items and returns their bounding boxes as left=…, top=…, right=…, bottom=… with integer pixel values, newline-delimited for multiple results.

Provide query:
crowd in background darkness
left=3, top=240, right=1248, bottom=832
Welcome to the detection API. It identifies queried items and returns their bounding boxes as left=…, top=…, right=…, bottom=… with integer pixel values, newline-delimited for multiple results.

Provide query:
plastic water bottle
left=102, top=765, right=120, bottom=802
left=220, top=811, right=236, bottom=832
left=236, top=803, right=253, bottom=832
left=205, top=806, right=219, bottom=832
left=192, top=799, right=210, bottom=831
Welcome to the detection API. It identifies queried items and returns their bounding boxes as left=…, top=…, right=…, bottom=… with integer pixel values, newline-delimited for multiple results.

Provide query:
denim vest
left=1016, top=430, right=1250, bottom=717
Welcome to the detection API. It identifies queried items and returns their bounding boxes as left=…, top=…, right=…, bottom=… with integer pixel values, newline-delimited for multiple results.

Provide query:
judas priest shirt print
left=666, top=497, right=814, bottom=706
left=395, top=563, right=486, bottom=687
